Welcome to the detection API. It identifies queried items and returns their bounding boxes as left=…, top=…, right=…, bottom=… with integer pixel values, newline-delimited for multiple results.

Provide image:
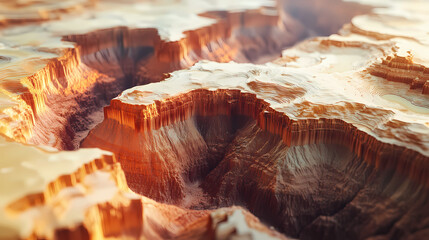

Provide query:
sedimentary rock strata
left=369, top=54, right=429, bottom=94
left=83, top=56, right=429, bottom=238
left=0, top=133, right=283, bottom=239
left=0, top=0, right=310, bottom=150
left=1, top=0, right=429, bottom=239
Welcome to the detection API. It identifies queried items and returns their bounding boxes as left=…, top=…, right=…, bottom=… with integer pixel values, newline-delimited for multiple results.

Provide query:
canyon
left=0, top=0, right=429, bottom=239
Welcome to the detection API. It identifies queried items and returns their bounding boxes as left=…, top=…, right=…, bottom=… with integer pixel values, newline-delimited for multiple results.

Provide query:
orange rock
left=2, top=0, right=429, bottom=239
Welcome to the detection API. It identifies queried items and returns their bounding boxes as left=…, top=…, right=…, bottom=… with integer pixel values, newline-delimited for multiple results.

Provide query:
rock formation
left=0, top=0, right=311, bottom=150
left=369, top=54, right=429, bottom=94
left=82, top=57, right=429, bottom=238
left=1, top=0, right=429, bottom=239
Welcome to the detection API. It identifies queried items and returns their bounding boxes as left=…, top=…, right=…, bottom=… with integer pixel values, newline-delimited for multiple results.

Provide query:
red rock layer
left=8, top=158, right=283, bottom=239
left=369, top=54, right=429, bottom=94
left=84, top=196, right=144, bottom=239
left=3, top=5, right=306, bottom=150
left=2, top=47, right=114, bottom=149
left=82, top=89, right=429, bottom=202
left=1, top=0, right=375, bottom=152
left=63, top=8, right=303, bottom=84
left=6, top=153, right=116, bottom=215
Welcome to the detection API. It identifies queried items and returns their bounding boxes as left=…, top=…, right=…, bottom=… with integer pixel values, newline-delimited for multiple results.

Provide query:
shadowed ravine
left=1, top=0, right=429, bottom=239
left=1, top=0, right=371, bottom=150
left=82, top=88, right=429, bottom=239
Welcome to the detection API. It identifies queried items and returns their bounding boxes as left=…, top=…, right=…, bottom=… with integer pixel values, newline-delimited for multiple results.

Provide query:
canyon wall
left=80, top=18, right=429, bottom=234
left=1, top=0, right=429, bottom=239
left=83, top=80, right=429, bottom=238
left=0, top=0, right=309, bottom=150
left=0, top=134, right=284, bottom=239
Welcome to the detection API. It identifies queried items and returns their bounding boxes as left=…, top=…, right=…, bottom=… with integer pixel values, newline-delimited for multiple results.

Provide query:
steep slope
left=82, top=24, right=429, bottom=237
left=0, top=135, right=286, bottom=239
left=2, top=0, right=429, bottom=239
left=0, top=0, right=372, bottom=151
left=0, top=0, right=305, bottom=150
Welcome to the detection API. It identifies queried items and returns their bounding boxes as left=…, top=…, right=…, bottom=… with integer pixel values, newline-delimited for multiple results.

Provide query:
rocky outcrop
left=369, top=54, right=429, bottom=95
left=82, top=56, right=429, bottom=238
left=63, top=7, right=306, bottom=85
left=2, top=0, right=429, bottom=239
left=0, top=0, right=308, bottom=150
left=84, top=87, right=428, bottom=181
left=0, top=0, right=374, bottom=151
left=0, top=135, right=281, bottom=240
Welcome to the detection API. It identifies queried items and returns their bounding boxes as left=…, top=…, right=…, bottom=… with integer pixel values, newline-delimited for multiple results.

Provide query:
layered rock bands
left=0, top=1, right=306, bottom=150
left=2, top=0, right=429, bottom=239
left=83, top=76, right=429, bottom=239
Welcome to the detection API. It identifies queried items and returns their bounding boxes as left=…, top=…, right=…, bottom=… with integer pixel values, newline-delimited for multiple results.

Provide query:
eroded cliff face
left=0, top=0, right=313, bottom=150
left=82, top=58, right=429, bottom=238
left=0, top=0, right=375, bottom=151
left=1, top=0, right=429, bottom=239
left=81, top=2, right=429, bottom=237
left=0, top=134, right=284, bottom=240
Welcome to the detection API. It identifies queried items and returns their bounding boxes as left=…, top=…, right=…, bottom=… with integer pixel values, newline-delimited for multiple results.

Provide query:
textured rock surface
left=0, top=134, right=283, bottom=239
left=0, top=0, right=313, bottom=150
left=1, top=0, right=429, bottom=239
left=83, top=58, right=429, bottom=238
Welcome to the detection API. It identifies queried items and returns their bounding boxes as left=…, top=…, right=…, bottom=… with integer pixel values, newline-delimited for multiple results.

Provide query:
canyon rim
left=0, top=0, right=429, bottom=239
